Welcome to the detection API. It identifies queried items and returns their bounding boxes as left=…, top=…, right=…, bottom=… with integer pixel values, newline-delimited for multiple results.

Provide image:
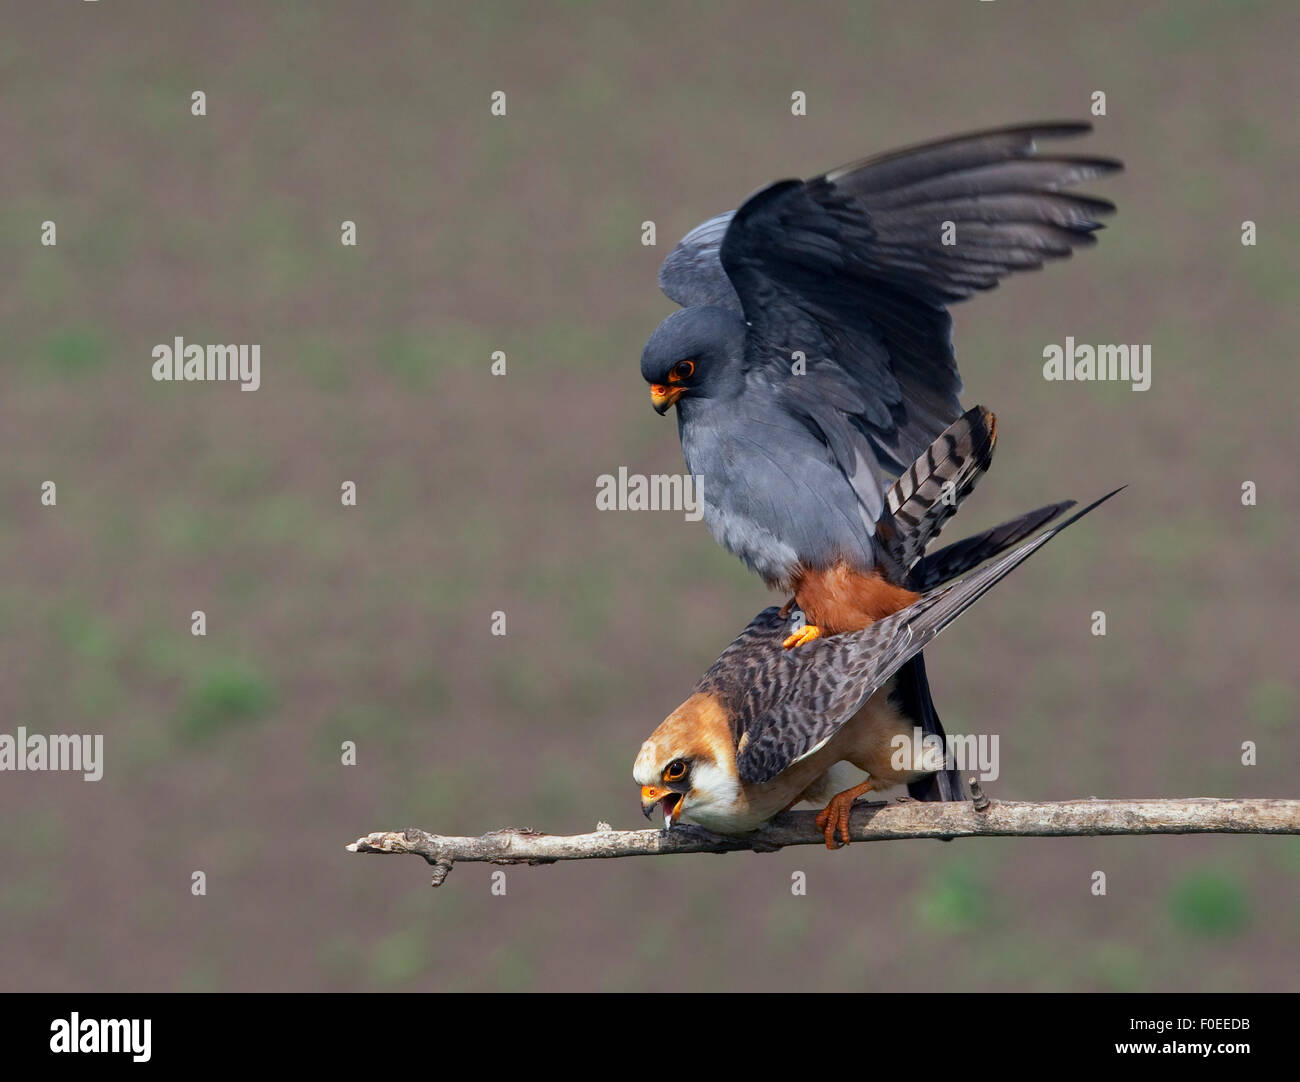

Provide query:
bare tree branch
left=346, top=797, right=1300, bottom=886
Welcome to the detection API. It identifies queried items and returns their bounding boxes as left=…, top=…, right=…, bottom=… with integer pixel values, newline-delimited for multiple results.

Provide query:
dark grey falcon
left=641, top=121, right=1121, bottom=648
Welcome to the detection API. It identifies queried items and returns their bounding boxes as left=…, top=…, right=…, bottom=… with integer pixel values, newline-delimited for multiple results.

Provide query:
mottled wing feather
left=733, top=488, right=1122, bottom=784
left=734, top=610, right=919, bottom=785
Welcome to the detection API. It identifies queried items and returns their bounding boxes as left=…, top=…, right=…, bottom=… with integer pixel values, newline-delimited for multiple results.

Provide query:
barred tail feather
left=879, top=405, right=997, bottom=570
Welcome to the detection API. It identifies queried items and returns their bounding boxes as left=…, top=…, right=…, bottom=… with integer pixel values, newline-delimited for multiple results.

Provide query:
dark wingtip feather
left=1053, top=485, right=1127, bottom=530
left=916, top=484, right=1126, bottom=640
left=911, top=498, right=1079, bottom=590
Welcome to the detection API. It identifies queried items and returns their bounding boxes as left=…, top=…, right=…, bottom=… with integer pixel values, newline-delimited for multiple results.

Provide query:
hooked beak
left=640, top=784, right=684, bottom=827
left=649, top=384, right=685, bottom=415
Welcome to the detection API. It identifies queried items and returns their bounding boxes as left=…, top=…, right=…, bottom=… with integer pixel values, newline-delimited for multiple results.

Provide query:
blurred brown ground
left=0, top=0, right=1297, bottom=991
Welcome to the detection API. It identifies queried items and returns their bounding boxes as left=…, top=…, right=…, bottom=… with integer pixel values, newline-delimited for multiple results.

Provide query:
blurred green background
left=1, top=0, right=1297, bottom=992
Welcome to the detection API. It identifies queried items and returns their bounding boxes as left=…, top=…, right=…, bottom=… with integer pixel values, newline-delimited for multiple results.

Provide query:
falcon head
left=634, top=693, right=741, bottom=828
left=641, top=305, right=746, bottom=415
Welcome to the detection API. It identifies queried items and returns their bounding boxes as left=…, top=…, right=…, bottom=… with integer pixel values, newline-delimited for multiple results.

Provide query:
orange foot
left=782, top=624, right=822, bottom=650
left=814, top=779, right=875, bottom=849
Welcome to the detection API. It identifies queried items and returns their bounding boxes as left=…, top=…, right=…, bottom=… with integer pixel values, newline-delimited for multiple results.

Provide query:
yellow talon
left=781, top=624, right=822, bottom=650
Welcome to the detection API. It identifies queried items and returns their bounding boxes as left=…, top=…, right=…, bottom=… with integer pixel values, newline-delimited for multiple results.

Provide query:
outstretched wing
left=662, top=122, right=1120, bottom=493
left=734, top=488, right=1123, bottom=784
left=658, top=213, right=738, bottom=310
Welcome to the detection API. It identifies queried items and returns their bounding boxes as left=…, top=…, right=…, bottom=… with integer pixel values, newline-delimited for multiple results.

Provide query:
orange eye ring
left=663, top=759, right=687, bottom=782
left=668, top=360, right=695, bottom=383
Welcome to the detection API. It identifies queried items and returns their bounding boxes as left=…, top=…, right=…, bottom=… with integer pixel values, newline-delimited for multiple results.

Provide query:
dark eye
left=664, top=759, right=688, bottom=782
left=669, top=360, right=695, bottom=382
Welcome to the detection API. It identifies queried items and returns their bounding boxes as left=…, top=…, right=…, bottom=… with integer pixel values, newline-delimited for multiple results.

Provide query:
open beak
left=649, top=384, right=685, bottom=415
left=640, top=785, right=684, bottom=827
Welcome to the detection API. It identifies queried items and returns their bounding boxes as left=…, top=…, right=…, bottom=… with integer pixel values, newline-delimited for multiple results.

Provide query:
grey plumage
left=643, top=122, right=1120, bottom=586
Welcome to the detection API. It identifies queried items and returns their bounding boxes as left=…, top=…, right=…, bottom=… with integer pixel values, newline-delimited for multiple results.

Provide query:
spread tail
left=879, top=405, right=997, bottom=573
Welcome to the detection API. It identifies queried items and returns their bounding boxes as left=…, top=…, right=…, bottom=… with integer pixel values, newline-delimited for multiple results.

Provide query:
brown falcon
left=635, top=412, right=1120, bottom=846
